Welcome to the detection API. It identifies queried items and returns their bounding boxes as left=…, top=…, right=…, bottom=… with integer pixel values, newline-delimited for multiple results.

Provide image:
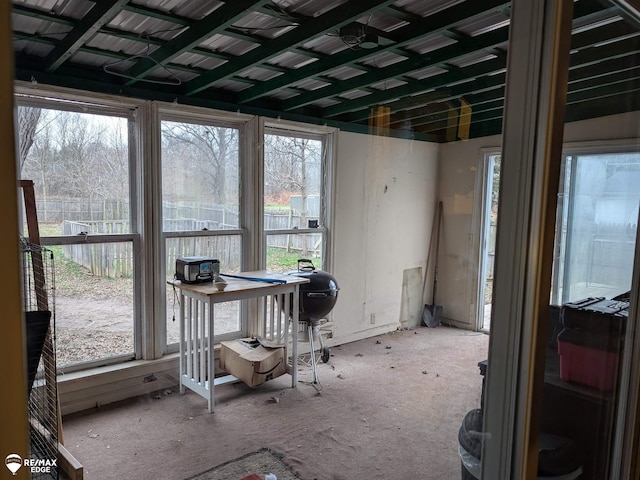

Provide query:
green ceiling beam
left=296, top=3, right=620, bottom=115
left=45, top=0, right=130, bottom=73
left=323, top=52, right=506, bottom=121
left=12, top=4, right=75, bottom=27
left=404, top=46, right=640, bottom=132
left=121, top=4, right=191, bottom=26
left=409, top=57, right=640, bottom=135
left=221, top=27, right=269, bottom=45
left=281, top=26, right=508, bottom=112
left=12, top=62, right=436, bottom=142
left=13, top=31, right=56, bottom=46
left=565, top=87, right=640, bottom=124
left=321, top=18, right=640, bottom=121
left=184, top=0, right=398, bottom=96
left=236, top=0, right=509, bottom=104
left=421, top=72, right=640, bottom=136
left=123, top=0, right=272, bottom=86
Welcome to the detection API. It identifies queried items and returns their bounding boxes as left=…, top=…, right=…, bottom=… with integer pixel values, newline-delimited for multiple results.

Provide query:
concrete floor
left=61, top=326, right=490, bottom=480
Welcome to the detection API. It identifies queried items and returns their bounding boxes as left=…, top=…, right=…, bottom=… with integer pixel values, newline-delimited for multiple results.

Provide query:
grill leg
left=308, top=323, right=319, bottom=384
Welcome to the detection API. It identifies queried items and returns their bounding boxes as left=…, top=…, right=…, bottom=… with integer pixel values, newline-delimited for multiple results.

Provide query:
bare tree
left=264, top=134, right=322, bottom=255
left=162, top=122, right=238, bottom=204
left=18, top=106, right=42, bottom=170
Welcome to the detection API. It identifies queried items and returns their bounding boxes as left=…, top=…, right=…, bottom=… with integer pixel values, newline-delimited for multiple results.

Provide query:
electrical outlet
left=370, top=313, right=376, bottom=325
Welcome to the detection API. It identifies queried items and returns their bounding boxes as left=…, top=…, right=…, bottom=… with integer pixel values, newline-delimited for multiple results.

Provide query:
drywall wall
left=331, top=131, right=439, bottom=342
left=438, top=111, right=640, bottom=330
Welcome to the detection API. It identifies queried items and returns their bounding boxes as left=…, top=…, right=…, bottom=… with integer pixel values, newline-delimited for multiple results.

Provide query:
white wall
left=331, top=131, right=439, bottom=343
left=438, top=111, right=640, bottom=330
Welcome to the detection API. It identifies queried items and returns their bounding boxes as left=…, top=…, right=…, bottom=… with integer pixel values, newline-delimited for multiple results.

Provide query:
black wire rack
left=22, top=237, right=59, bottom=480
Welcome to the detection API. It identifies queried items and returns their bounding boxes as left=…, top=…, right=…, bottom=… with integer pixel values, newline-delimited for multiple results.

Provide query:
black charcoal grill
left=285, top=259, right=339, bottom=384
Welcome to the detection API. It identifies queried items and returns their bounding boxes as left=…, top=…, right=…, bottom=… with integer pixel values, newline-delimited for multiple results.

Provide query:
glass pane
left=266, top=233, right=323, bottom=273
left=18, top=108, right=130, bottom=235
left=541, top=3, right=640, bottom=479
left=161, top=120, right=240, bottom=231
left=52, top=242, right=134, bottom=366
left=165, top=235, right=242, bottom=344
left=556, top=153, right=640, bottom=303
left=263, top=133, right=322, bottom=231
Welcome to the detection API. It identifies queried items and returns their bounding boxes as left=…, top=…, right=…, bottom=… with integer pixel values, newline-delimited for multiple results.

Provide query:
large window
left=15, top=93, right=336, bottom=370
left=160, top=116, right=244, bottom=347
left=263, top=127, right=329, bottom=272
left=17, top=101, right=137, bottom=369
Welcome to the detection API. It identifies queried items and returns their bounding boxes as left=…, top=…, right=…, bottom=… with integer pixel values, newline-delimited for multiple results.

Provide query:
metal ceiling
left=10, top=0, right=640, bottom=142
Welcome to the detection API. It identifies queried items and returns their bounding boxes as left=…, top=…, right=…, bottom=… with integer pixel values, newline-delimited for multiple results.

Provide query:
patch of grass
left=266, top=247, right=322, bottom=272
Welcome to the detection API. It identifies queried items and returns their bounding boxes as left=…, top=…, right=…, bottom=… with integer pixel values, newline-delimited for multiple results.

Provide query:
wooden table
left=168, top=271, right=309, bottom=413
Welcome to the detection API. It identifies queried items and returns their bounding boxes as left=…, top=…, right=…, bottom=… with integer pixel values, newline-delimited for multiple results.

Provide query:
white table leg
left=292, top=286, right=299, bottom=387
left=207, top=298, right=215, bottom=413
left=179, top=291, right=185, bottom=395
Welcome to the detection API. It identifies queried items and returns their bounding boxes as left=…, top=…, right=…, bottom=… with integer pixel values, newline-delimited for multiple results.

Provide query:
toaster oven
left=175, top=257, right=220, bottom=284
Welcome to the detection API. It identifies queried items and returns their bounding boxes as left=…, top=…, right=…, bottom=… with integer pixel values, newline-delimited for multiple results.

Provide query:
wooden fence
left=61, top=212, right=320, bottom=278
left=62, top=221, right=133, bottom=278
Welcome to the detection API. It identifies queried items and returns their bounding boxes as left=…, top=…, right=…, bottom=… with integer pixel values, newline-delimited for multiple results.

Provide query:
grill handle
left=307, top=292, right=328, bottom=298
left=297, top=258, right=316, bottom=272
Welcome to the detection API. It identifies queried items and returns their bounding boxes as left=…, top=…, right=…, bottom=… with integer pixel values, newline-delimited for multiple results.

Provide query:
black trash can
left=458, top=408, right=584, bottom=479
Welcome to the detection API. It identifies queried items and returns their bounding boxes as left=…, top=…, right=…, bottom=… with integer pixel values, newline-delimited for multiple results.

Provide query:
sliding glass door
left=483, top=0, right=640, bottom=478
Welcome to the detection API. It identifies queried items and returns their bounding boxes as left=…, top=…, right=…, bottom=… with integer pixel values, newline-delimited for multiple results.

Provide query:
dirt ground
left=54, top=294, right=243, bottom=366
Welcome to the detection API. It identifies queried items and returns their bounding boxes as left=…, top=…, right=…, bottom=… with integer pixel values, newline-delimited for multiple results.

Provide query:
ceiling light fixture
left=339, top=23, right=379, bottom=49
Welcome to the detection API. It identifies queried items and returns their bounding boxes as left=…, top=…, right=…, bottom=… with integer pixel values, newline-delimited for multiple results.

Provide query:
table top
left=167, top=270, right=309, bottom=298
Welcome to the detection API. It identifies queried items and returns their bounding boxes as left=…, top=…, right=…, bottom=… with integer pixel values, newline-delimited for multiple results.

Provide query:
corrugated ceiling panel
left=360, top=51, right=408, bottom=68
left=370, top=78, right=407, bottom=90
left=338, top=89, right=370, bottom=100
left=37, top=0, right=94, bottom=19
left=171, top=52, right=228, bottom=71
left=107, top=12, right=185, bottom=39
left=291, top=78, right=331, bottom=91
left=71, top=50, right=128, bottom=68
left=132, top=0, right=222, bottom=20
left=404, top=33, right=458, bottom=55
left=13, top=0, right=60, bottom=11
left=239, top=67, right=284, bottom=82
left=268, top=51, right=318, bottom=69
left=273, top=0, right=348, bottom=18
left=230, top=11, right=299, bottom=40
left=199, top=34, right=259, bottom=57
left=405, top=65, right=447, bottom=80
left=265, top=89, right=299, bottom=100
left=11, top=15, right=71, bottom=37
left=309, top=97, right=340, bottom=108
left=324, top=66, right=368, bottom=81
left=13, top=40, right=53, bottom=57
left=392, top=0, right=465, bottom=17
left=208, top=78, right=252, bottom=92
left=86, top=32, right=150, bottom=56
left=448, top=52, right=497, bottom=69
left=364, top=11, right=407, bottom=32
left=300, top=35, right=350, bottom=55
left=455, top=10, right=510, bottom=37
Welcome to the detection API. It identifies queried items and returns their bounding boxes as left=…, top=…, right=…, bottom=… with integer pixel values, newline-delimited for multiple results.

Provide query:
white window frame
left=15, top=84, right=145, bottom=371
left=552, top=140, right=640, bottom=305
left=261, top=118, right=337, bottom=273
left=155, top=103, right=255, bottom=354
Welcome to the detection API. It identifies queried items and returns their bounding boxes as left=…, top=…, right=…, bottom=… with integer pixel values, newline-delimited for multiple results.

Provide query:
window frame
left=552, top=140, right=640, bottom=305
left=15, top=87, right=144, bottom=372
left=261, top=118, right=337, bottom=273
left=156, top=104, right=255, bottom=353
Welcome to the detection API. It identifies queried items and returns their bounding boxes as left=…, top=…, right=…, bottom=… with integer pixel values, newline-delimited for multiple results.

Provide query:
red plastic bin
left=558, top=340, right=620, bottom=392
